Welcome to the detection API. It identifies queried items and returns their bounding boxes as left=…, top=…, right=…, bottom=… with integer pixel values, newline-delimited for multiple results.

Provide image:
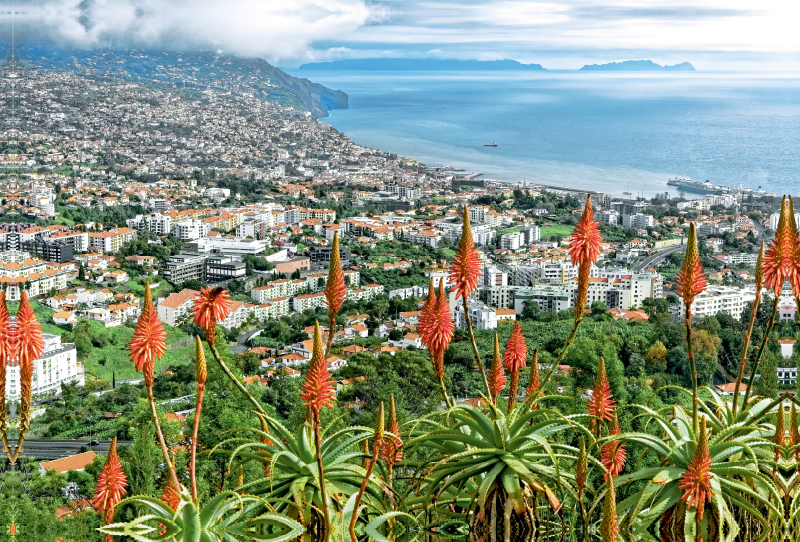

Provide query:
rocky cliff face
left=9, top=44, right=348, bottom=118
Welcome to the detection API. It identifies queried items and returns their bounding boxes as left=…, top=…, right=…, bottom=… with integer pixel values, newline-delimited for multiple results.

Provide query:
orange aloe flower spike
left=569, top=195, right=602, bottom=268
left=675, top=223, right=707, bottom=308
left=161, top=475, right=181, bottom=511
left=417, top=278, right=436, bottom=345
left=600, top=413, right=626, bottom=480
left=586, top=357, right=616, bottom=430
left=129, top=283, right=167, bottom=387
left=526, top=349, right=540, bottom=397
left=324, top=231, right=348, bottom=318
left=429, top=280, right=454, bottom=356
left=15, top=291, right=44, bottom=368
left=487, top=333, right=507, bottom=404
left=92, top=437, right=127, bottom=524
left=679, top=416, right=715, bottom=521
left=299, top=321, right=336, bottom=421
left=192, top=286, right=232, bottom=346
left=503, top=321, right=527, bottom=373
left=447, top=204, right=483, bottom=300
left=763, top=196, right=791, bottom=294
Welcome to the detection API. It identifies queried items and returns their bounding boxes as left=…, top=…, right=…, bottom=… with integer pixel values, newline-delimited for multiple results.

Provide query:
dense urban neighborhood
left=0, top=52, right=793, bottom=538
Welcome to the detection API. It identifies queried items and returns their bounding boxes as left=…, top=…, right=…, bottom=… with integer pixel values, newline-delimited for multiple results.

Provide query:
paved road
left=16, top=439, right=131, bottom=461
left=633, top=244, right=685, bottom=273
left=230, top=327, right=265, bottom=355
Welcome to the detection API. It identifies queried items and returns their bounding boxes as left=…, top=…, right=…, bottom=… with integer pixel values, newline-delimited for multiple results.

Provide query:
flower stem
left=438, top=377, right=453, bottom=408
left=190, top=383, right=204, bottom=503
left=743, top=295, right=779, bottom=405
left=462, top=295, right=490, bottom=395
left=313, top=419, right=332, bottom=542
left=209, top=343, right=266, bottom=415
left=325, top=314, right=336, bottom=359
left=147, top=384, right=179, bottom=490
left=685, top=309, right=698, bottom=435
left=350, top=435, right=380, bottom=542
left=732, top=291, right=760, bottom=416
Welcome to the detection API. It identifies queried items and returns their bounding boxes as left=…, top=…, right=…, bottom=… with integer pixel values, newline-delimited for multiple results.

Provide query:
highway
left=14, top=439, right=130, bottom=461
left=632, top=243, right=686, bottom=273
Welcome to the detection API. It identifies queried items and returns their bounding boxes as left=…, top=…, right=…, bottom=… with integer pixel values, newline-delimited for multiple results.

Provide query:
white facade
left=7, top=334, right=82, bottom=399
left=148, top=213, right=173, bottom=235
left=622, top=213, right=654, bottom=229
left=453, top=299, right=498, bottom=330
left=171, top=219, right=206, bottom=241
left=596, top=211, right=620, bottom=225
left=680, top=286, right=756, bottom=320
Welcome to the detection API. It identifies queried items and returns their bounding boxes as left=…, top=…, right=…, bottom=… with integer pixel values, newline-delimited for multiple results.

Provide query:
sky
left=1, top=0, right=800, bottom=70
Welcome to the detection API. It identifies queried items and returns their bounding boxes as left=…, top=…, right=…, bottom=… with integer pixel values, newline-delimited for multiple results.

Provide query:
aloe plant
left=407, top=402, right=584, bottom=541
left=610, top=402, right=781, bottom=542
left=99, top=490, right=305, bottom=541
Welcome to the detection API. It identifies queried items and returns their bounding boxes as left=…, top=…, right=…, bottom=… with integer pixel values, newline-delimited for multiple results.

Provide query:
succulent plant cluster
left=72, top=196, right=800, bottom=541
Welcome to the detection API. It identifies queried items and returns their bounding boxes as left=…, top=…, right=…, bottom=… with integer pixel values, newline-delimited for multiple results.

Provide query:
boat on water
left=666, top=178, right=729, bottom=195
left=483, top=142, right=498, bottom=147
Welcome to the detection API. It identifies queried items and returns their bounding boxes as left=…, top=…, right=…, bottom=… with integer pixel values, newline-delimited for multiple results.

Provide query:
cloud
left=0, top=0, right=380, bottom=61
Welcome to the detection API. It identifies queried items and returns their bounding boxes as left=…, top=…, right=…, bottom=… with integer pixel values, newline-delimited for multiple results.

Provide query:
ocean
left=287, top=69, right=800, bottom=198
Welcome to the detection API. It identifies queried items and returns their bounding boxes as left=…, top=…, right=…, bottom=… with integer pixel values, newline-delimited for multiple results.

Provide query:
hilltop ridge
left=7, top=44, right=348, bottom=118
left=299, top=58, right=546, bottom=71
left=579, top=60, right=696, bottom=71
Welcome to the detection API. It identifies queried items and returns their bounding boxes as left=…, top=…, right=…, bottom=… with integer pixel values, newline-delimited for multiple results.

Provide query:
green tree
left=522, top=300, right=540, bottom=321
left=646, top=340, right=668, bottom=372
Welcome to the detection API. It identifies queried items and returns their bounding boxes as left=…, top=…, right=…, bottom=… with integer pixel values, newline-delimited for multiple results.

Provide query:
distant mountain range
left=4, top=43, right=348, bottom=117
left=299, top=59, right=546, bottom=71
left=579, top=60, right=696, bottom=71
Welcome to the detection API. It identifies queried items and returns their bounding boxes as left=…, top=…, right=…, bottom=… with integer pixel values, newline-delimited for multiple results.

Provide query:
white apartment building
left=7, top=334, right=82, bottom=399
left=148, top=213, right=173, bottom=235
left=172, top=219, right=207, bottom=241
left=187, top=237, right=266, bottom=258
left=453, top=299, right=498, bottom=330
left=156, top=289, right=200, bottom=327
left=437, top=221, right=496, bottom=246
left=89, top=228, right=137, bottom=253
left=680, top=286, right=756, bottom=320
left=500, top=231, right=523, bottom=250
left=48, top=230, right=90, bottom=253
left=622, top=213, right=654, bottom=229
left=596, top=211, right=620, bottom=226
left=0, top=250, right=69, bottom=300
left=293, top=292, right=326, bottom=312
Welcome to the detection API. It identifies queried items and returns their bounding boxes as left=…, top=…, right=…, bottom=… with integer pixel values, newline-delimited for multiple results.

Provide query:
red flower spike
left=487, top=333, right=507, bottom=404
left=679, top=417, right=715, bottom=522
left=0, top=291, right=11, bottom=364
left=129, top=283, right=167, bottom=387
left=569, top=195, right=603, bottom=267
left=299, top=321, right=336, bottom=420
left=380, top=394, right=403, bottom=466
left=586, top=357, right=616, bottom=428
left=448, top=205, right=483, bottom=300
left=503, top=321, right=527, bottom=373
left=601, top=413, right=626, bottom=480
left=161, top=475, right=181, bottom=511
left=15, top=291, right=44, bottom=369
left=419, top=280, right=454, bottom=380
left=675, top=223, right=707, bottom=308
left=192, top=287, right=232, bottom=345
left=91, top=437, right=127, bottom=524
left=763, top=196, right=793, bottom=294
left=786, top=196, right=800, bottom=295
left=324, top=231, right=348, bottom=318
left=526, top=349, right=540, bottom=396
left=417, top=278, right=436, bottom=346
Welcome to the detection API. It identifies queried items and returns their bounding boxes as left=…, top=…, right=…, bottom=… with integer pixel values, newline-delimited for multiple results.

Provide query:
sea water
left=288, top=69, right=800, bottom=198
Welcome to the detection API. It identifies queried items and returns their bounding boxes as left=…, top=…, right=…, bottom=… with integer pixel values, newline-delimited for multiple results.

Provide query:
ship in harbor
left=666, top=177, right=775, bottom=198
left=667, top=178, right=729, bottom=195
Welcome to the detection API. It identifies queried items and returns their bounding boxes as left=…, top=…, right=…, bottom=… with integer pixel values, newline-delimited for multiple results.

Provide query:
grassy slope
left=541, top=225, right=573, bottom=238
left=31, top=300, right=192, bottom=382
